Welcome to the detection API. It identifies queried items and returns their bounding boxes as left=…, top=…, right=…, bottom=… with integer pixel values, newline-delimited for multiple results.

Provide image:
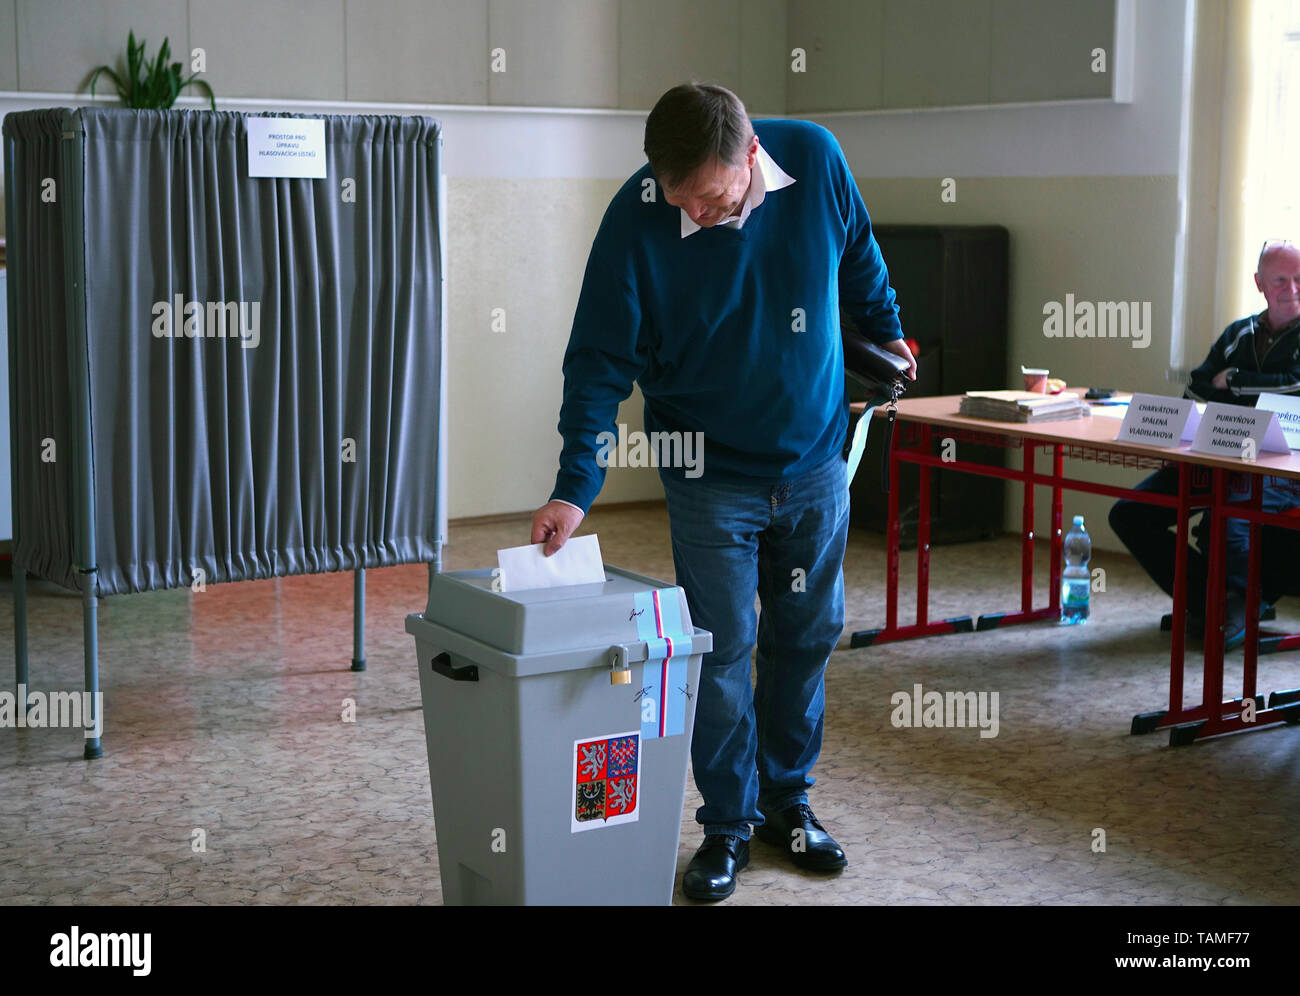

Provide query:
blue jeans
left=658, top=453, right=850, bottom=840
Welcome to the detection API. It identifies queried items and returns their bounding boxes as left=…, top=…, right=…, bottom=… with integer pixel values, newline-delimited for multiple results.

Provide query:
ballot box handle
left=429, top=651, right=479, bottom=682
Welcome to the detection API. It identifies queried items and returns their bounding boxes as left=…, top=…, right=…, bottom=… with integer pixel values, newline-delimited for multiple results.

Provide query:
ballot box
left=406, top=564, right=712, bottom=905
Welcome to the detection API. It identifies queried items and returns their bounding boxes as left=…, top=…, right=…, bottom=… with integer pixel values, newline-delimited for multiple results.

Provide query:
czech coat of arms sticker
left=571, top=731, right=640, bottom=833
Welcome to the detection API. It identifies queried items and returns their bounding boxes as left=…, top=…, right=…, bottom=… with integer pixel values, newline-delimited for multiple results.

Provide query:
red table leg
left=1170, top=463, right=1191, bottom=712
left=849, top=420, right=975, bottom=647
left=974, top=442, right=1058, bottom=631
left=1203, top=469, right=1228, bottom=711
left=885, top=421, right=901, bottom=634
left=1021, top=442, right=1035, bottom=614
left=1130, top=463, right=1215, bottom=735
left=1050, top=444, right=1063, bottom=615
left=1243, top=475, right=1263, bottom=708
left=1170, top=470, right=1300, bottom=743
left=917, top=425, right=932, bottom=628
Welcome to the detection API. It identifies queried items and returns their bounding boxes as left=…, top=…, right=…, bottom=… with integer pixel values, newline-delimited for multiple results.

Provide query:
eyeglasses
left=1259, top=239, right=1296, bottom=270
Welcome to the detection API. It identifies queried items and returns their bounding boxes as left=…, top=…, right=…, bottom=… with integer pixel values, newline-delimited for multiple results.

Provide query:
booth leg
left=81, top=569, right=102, bottom=760
left=351, top=567, right=366, bottom=671
left=14, top=565, right=28, bottom=702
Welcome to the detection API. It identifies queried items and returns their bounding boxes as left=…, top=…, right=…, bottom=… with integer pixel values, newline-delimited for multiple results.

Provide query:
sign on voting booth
left=246, top=117, right=327, bottom=178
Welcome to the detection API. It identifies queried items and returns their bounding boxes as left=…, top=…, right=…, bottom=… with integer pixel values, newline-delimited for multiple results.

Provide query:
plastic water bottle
left=1061, top=515, right=1091, bottom=624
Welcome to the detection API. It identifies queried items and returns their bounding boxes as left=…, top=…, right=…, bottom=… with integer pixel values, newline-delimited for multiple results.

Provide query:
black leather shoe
left=682, top=834, right=749, bottom=901
left=755, top=803, right=847, bottom=870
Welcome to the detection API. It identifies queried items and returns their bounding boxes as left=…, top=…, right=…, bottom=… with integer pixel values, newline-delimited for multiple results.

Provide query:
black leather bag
left=842, top=330, right=910, bottom=409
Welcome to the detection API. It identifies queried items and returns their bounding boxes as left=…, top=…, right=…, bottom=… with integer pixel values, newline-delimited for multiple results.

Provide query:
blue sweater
left=550, top=119, right=902, bottom=513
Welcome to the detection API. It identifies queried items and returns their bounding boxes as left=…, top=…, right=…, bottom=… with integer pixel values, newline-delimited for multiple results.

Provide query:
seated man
left=1258, top=521, right=1300, bottom=612
left=1109, top=240, right=1300, bottom=648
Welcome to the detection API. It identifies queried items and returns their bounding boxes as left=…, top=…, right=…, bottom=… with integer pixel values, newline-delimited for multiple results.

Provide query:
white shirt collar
left=679, top=140, right=796, bottom=238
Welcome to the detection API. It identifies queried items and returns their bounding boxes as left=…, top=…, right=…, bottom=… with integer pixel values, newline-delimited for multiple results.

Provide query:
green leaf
left=87, top=66, right=123, bottom=100
left=89, top=29, right=218, bottom=108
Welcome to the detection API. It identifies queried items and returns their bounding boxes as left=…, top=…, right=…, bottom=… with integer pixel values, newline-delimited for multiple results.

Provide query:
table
left=850, top=394, right=1300, bottom=745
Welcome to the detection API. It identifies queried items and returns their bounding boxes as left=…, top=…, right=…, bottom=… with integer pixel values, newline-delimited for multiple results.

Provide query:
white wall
left=818, top=0, right=1195, bottom=551
left=0, top=0, right=1203, bottom=547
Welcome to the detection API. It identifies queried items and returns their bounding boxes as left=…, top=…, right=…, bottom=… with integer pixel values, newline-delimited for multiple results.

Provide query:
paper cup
left=1021, top=367, right=1049, bottom=393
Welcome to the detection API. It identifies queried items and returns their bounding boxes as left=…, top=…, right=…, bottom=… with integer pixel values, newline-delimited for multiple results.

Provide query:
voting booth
left=3, top=107, right=444, bottom=758
left=407, top=564, right=711, bottom=905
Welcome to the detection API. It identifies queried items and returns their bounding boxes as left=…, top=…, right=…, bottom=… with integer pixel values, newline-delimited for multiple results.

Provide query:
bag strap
left=879, top=381, right=903, bottom=493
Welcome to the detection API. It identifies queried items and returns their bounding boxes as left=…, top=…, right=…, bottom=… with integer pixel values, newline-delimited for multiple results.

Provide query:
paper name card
left=1255, top=392, right=1300, bottom=450
left=1189, top=402, right=1289, bottom=459
left=247, top=117, right=327, bottom=178
left=1115, top=393, right=1199, bottom=446
left=496, top=534, right=606, bottom=592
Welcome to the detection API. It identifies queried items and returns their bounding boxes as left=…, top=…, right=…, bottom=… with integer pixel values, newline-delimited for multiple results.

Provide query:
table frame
left=849, top=404, right=1300, bottom=746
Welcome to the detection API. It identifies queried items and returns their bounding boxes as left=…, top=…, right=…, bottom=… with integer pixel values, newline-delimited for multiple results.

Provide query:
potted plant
left=86, top=30, right=216, bottom=110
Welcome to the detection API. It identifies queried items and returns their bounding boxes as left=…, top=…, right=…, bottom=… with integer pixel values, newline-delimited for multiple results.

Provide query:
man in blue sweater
left=531, top=83, right=913, bottom=901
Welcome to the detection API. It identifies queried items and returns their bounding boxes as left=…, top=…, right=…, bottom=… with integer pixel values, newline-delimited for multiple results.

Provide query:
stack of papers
left=959, top=390, right=1089, bottom=423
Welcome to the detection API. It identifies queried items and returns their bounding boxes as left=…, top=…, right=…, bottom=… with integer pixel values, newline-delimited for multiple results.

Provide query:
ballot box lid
left=419, top=564, right=696, bottom=659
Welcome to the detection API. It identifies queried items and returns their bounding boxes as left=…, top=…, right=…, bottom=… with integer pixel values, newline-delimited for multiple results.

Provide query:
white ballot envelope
left=846, top=407, right=874, bottom=492
left=496, top=533, right=607, bottom=592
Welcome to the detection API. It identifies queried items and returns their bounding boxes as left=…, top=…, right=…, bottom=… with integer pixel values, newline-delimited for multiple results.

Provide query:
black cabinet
left=847, top=224, right=1009, bottom=545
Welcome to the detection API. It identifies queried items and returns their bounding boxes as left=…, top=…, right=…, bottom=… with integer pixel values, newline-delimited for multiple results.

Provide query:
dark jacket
left=1185, top=312, right=1300, bottom=405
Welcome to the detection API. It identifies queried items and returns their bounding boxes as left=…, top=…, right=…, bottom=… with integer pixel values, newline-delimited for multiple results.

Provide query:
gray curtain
left=3, top=108, right=442, bottom=596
